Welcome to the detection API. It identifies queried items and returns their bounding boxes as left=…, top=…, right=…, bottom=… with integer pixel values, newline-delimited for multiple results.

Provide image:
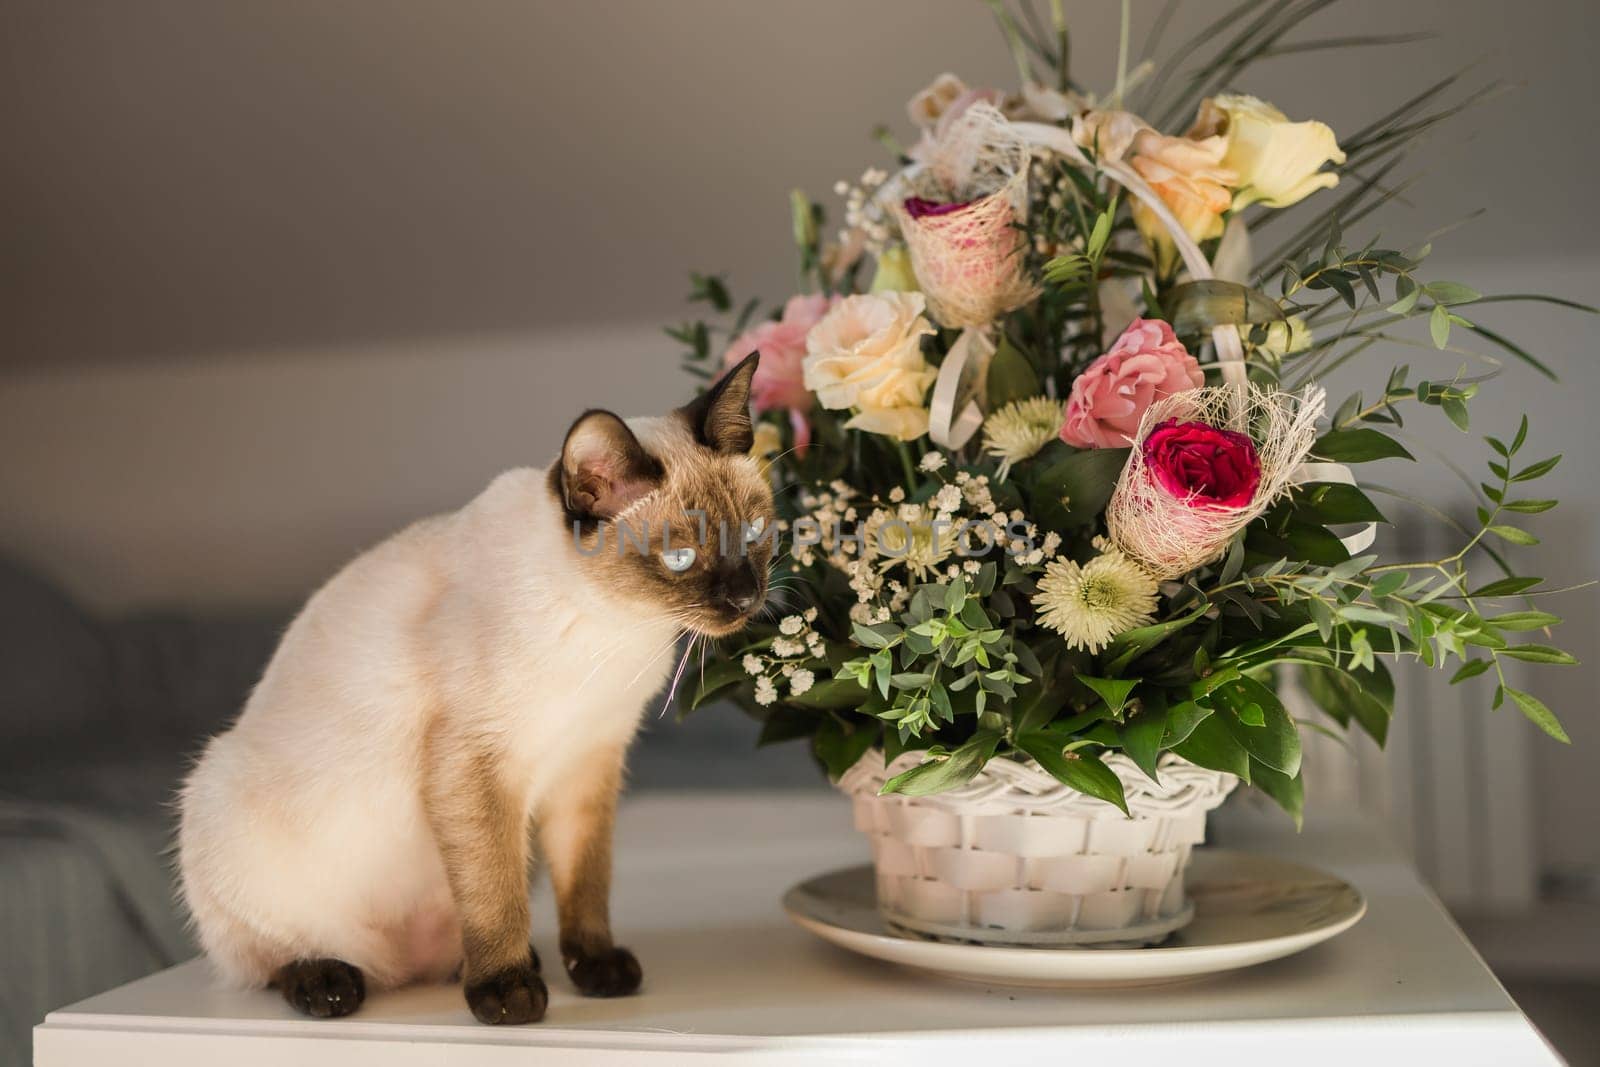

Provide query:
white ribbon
left=927, top=326, right=995, bottom=450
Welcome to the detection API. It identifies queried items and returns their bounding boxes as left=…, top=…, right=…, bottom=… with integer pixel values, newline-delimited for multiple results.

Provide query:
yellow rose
left=1126, top=127, right=1236, bottom=274
left=803, top=292, right=938, bottom=441
left=869, top=245, right=919, bottom=293
left=1190, top=94, right=1345, bottom=210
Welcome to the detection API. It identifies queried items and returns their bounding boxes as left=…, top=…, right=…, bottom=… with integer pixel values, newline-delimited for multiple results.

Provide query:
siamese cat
left=178, top=355, right=772, bottom=1025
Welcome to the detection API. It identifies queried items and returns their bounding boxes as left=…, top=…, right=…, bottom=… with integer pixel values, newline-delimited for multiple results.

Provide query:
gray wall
left=3, top=0, right=1597, bottom=370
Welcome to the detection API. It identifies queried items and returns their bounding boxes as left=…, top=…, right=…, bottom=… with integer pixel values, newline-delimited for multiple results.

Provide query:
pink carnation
left=721, top=293, right=839, bottom=454
left=1060, top=318, right=1204, bottom=449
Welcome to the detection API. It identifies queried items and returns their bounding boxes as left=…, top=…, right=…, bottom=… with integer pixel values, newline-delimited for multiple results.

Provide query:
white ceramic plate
left=782, top=848, right=1365, bottom=988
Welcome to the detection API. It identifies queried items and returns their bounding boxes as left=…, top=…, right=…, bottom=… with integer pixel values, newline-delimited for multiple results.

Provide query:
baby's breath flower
left=934, top=483, right=963, bottom=513
left=772, top=636, right=805, bottom=657
left=742, top=654, right=763, bottom=676
left=779, top=615, right=804, bottom=636
left=982, top=396, right=1065, bottom=480
left=803, top=606, right=819, bottom=622
left=790, top=669, right=815, bottom=696
left=1033, top=549, right=1160, bottom=654
left=889, top=486, right=906, bottom=503
left=919, top=451, right=947, bottom=473
left=754, top=676, right=778, bottom=706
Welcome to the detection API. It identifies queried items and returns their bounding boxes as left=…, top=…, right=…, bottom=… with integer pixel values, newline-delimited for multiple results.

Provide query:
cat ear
left=680, top=351, right=758, bottom=454
left=559, top=410, right=663, bottom=520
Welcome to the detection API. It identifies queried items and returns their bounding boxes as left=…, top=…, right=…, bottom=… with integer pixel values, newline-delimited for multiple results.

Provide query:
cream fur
left=177, top=428, right=694, bottom=990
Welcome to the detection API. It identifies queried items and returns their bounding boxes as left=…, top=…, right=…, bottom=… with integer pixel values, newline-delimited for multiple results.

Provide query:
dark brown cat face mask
left=556, top=353, right=775, bottom=637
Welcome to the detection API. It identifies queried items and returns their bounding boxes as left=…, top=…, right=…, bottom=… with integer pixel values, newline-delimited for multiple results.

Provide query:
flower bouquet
left=668, top=3, right=1585, bottom=945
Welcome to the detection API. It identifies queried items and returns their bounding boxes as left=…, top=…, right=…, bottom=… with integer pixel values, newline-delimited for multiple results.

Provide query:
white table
left=35, top=791, right=1557, bottom=1065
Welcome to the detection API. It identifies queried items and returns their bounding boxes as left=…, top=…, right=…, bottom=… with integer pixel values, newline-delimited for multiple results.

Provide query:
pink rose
left=1060, top=318, right=1204, bottom=448
left=1142, top=420, right=1262, bottom=508
left=721, top=293, right=839, bottom=454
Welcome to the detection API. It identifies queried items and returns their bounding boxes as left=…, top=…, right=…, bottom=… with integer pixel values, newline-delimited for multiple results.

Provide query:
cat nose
left=716, top=562, right=762, bottom=615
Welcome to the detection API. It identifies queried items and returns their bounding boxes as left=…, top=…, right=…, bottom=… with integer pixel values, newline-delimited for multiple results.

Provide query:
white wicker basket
left=838, top=749, right=1238, bottom=946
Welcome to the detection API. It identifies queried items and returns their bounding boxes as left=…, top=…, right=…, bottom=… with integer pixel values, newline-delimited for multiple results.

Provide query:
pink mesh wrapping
left=897, top=103, right=1039, bottom=329
left=1107, top=384, right=1325, bottom=578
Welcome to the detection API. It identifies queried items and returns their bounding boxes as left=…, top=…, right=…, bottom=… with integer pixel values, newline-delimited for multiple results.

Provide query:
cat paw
left=565, top=945, right=642, bottom=998
left=273, top=958, right=366, bottom=1019
left=464, top=962, right=548, bottom=1025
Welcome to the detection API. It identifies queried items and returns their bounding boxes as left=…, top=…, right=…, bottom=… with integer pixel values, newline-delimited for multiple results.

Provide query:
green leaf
left=1505, top=688, right=1570, bottom=744
left=1315, top=429, right=1415, bottom=463
left=1078, top=676, right=1141, bottom=718
left=1487, top=525, right=1540, bottom=546
left=986, top=335, right=1040, bottom=410
left=1171, top=713, right=1251, bottom=782
left=1487, top=611, right=1560, bottom=632
left=1119, top=695, right=1170, bottom=782
left=1450, top=659, right=1492, bottom=684
left=787, top=676, right=871, bottom=710
left=687, top=658, right=751, bottom=711
left=812, top=718, right=877, bottom=779
left=1250, top=761, right=1305, bottom=830
left=852, top=623, right=889, bottom=649
left=1498, top=645, right=1578, bottom=665
left=1501, top=499, right=1558, bottom=514
left=1511, top=456, right=1561, bottom=482
left=1471, top=576, right=1541, bottom=597
left=1103, top=599, right=1211, bottom=674
left=1015, top=735, right=1130, bottom=814
left=1211, top=676, right=1302, bottom=776
left=1162, top=700, right=1213, bottom=748
left=1429, top=303, right=1451, bottom=348
left=1300, top=662, right=1393, bottom=746
left=880, top=731, right=1003, bottom=796
left=1029, top=448, right=1131, bottom=528
left=1424, top=281, right=1481, bottom=305
left=1294, top=482, right=1389, bottom=525
left=1370, top=572, right=1408, bottom=598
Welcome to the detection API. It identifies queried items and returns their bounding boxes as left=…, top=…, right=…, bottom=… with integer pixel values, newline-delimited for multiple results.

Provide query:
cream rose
left=1190, top=94, right=1345, bottom=210
left=803, top=292, right=938, bottom=441
left=1127, top=126, right=1236, bottom=273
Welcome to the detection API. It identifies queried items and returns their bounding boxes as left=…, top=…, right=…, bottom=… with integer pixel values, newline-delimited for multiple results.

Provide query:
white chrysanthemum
left=919, top=451, right=947, bottom=472
left=1032, top=549, right=1159, bottom=654
left=982, top=397, right=1065, bottom=479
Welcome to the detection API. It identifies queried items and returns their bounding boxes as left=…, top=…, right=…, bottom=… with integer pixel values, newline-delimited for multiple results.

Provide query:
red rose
left=1142, top=419, right=1261, bottom=509
left=903, top=196, right=974, bottom=220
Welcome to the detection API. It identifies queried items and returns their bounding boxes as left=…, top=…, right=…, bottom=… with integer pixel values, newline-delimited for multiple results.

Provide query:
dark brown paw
left=464, top=962, right=547, bottom=1025
left=565, top=945, right=642, bottom=998
left=273, top=958, right=366, bottom=1019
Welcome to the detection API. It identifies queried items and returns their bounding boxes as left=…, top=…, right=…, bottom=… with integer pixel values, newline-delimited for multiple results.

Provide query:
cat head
left=553, top=353, right=776, bottom=638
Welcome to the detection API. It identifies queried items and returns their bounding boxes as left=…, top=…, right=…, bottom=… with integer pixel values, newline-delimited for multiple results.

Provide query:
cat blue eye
left=744, top=516, right=766, bottom=543
left=660, top=547, right=696, bottom=573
